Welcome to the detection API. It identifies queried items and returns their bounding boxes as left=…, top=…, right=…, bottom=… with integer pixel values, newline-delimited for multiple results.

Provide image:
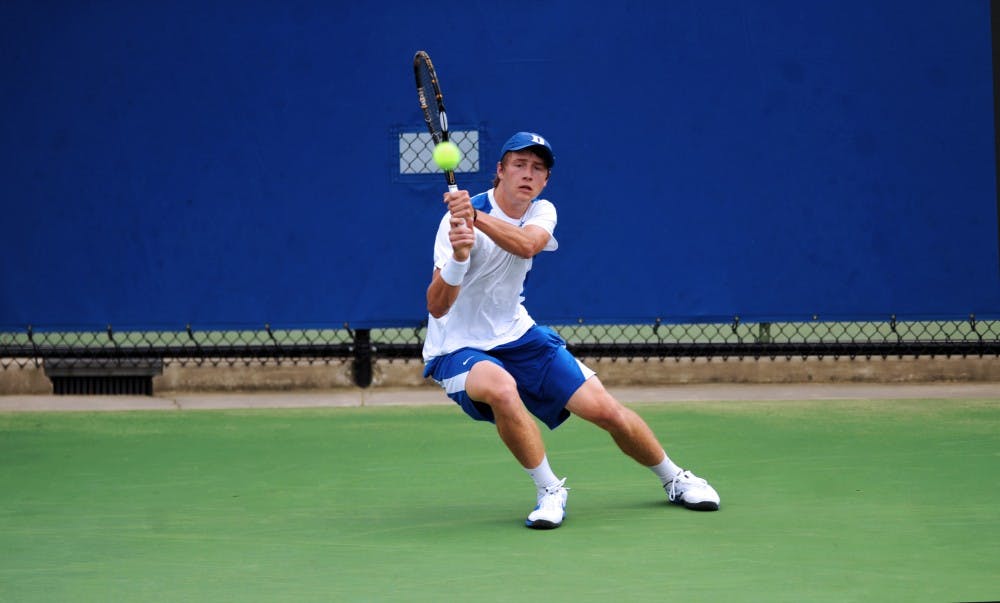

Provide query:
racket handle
left=444, top=181, right=472, bottom=229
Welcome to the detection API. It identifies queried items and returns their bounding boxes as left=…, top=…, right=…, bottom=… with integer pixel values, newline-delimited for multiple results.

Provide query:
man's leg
left=464, top=360, right=545, bottom=468
left=464, top=360, right=568, bottom=528
left=564, top=376, right=665, bottom=466
left=565, top=376, right=720, bottom=511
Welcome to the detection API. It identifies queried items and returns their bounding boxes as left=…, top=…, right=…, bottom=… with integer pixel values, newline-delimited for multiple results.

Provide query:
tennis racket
left=413, top=50, right=458, bottom=193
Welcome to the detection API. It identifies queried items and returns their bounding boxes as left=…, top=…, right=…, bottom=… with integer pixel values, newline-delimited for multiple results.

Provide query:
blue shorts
left=423, top=325, right=595, bottom=430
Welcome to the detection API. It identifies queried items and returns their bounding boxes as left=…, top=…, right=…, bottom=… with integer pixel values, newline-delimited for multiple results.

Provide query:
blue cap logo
left=500, top=132, right=554, bottom=168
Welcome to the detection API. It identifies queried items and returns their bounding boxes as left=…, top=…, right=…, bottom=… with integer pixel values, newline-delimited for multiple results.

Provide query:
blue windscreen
left=1, top=1, right=997, bottom=329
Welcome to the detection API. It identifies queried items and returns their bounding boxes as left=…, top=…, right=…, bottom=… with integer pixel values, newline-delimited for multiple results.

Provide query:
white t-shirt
left=422, top=188, right=558, bottom=361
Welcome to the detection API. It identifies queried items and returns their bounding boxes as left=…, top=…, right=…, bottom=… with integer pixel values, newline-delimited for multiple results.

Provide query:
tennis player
left=422, top=132, right=720, bottom=529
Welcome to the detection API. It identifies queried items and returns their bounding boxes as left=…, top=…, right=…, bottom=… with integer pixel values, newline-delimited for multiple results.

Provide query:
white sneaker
left=665, top=470, right=720, bottom=511
left=525, top=478, right=568, bottom=529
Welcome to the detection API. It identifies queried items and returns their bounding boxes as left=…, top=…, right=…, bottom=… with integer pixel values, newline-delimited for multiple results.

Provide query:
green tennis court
left=2, top=398, right=997, bottom=602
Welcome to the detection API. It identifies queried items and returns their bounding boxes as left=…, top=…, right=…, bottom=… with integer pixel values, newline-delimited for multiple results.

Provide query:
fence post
left=352, top=329, right=373, bottom=388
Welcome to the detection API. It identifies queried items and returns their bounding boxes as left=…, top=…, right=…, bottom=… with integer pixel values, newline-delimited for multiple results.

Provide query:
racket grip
left=444, top=177, right=465, bottom=226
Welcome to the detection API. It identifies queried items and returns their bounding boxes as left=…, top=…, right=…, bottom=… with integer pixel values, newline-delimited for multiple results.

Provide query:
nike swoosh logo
left=462, top=357, right=473, bottom=366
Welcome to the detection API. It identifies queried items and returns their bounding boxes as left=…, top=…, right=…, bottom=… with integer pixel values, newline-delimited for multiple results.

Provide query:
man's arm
left=427, top=201, right=475, bottom=318
left=427, top=267, right=460, bottom=319
left=472, top=211, right=550, bottom=259
left=444, top=191, right=551, bottom=259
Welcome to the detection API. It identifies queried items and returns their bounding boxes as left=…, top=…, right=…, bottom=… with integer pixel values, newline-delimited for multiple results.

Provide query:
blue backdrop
left=2, top=1, right=997, bottom=329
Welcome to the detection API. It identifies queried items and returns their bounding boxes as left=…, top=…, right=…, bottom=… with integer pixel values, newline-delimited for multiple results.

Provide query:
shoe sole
left=679, top=500, right=719, bottom=511
left=525, top=519, right=562, bottom=529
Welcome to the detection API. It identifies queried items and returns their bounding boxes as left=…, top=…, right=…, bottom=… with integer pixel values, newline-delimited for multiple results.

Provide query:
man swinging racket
left=422, top=132, right=720, bottom=529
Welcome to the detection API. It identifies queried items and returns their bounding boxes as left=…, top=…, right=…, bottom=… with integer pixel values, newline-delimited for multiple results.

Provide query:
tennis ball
left=432, top=141, right=462, bottom=171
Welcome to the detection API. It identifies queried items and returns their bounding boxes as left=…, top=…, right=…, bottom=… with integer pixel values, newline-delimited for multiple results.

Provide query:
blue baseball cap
left=500, top=132, right=555, bottom=168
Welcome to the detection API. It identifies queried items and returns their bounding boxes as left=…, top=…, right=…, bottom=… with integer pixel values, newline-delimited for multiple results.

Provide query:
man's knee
left=569, top=384, right=634, bottom=431
left=589, top=399, right=632, bottom=431
left=466, top=362, right=522, bottom=413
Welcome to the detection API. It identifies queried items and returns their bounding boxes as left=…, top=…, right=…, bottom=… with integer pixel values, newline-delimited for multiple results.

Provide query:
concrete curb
left=1, top=382, right=996, bottom=412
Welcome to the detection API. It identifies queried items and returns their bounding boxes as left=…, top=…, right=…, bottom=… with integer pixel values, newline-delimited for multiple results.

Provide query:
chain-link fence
left=2, top=318, right=997, bottom=392
left=398, top=130, right=481, bottom=175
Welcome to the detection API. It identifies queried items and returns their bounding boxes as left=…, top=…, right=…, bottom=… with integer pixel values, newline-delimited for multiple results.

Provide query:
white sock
left=648, top=452, right=683, bottom=485
left=525, top=455, right=560, bottom=492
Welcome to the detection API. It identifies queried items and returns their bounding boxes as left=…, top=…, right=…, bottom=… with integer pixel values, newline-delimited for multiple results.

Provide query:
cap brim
left=507, top=144, right=554, bottom=168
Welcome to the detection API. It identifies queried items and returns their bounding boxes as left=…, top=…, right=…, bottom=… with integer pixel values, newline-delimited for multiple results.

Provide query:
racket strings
left=415, top=61, right=444, bottom=142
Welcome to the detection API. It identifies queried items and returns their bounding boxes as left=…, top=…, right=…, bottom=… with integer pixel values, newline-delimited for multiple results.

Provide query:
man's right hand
left=444, top=189, right=475, bottom=261
left=448, top=215, right=475, bottom=262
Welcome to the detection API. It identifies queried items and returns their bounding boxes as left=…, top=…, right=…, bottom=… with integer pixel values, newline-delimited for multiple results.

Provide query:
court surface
left=1, top=385, right=998, bottom=602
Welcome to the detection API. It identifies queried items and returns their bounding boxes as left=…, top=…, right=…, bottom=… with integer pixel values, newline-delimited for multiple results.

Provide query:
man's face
left=496, top=150, right=549, bottom=203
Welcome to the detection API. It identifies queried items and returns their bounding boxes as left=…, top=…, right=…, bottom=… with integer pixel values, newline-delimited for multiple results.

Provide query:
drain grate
left=50, top=375, right=154, bottom=396
left=44, top=359, right=163, bottom=396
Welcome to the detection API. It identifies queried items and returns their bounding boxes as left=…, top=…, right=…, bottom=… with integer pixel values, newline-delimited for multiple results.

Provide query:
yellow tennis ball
left=432, top=141, right=462, bottom=171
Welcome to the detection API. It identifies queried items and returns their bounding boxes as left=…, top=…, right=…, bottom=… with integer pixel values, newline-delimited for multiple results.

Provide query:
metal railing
left=3, top=317, right=997, bottom=389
